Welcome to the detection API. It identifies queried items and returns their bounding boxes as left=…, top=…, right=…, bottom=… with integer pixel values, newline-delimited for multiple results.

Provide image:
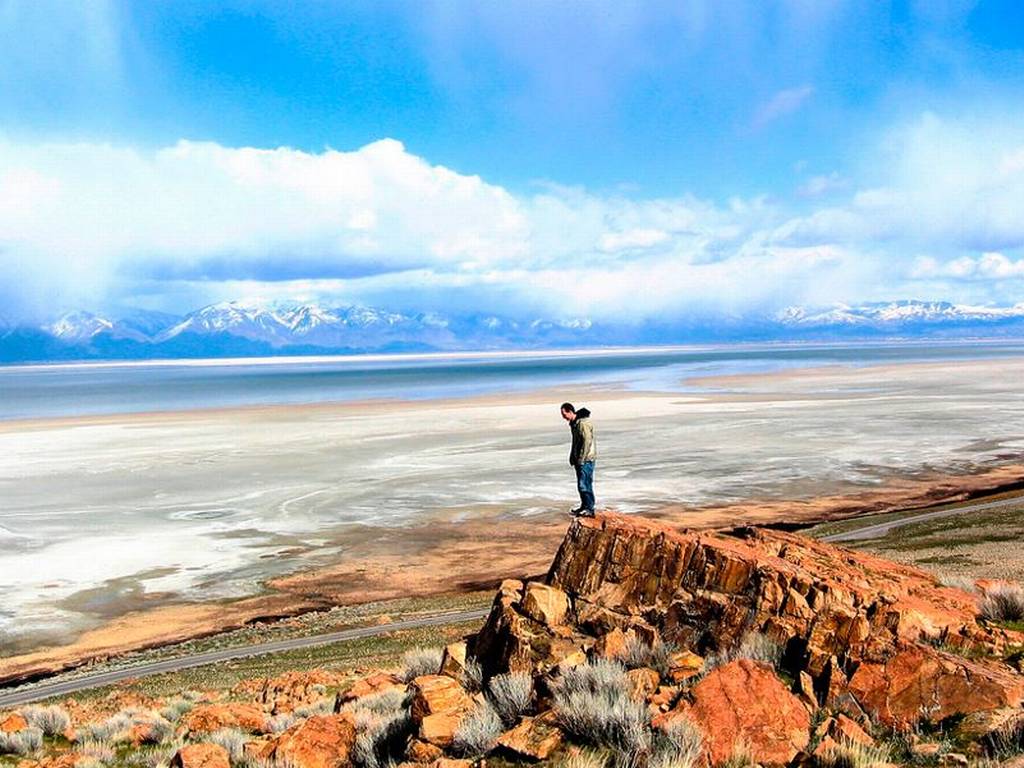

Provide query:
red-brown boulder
left=496, top=712, right=564, bottom=760
left=269, top=714, right=356, bottom=768
left=847, top=644, right=1024, bottom=726
left=170, top=744, right=231, bottom=768
left=0, top=714, right=29, bottom=733
left=657, top=660, right=810, bottom=766
left=179, top=702, right=268, bottom=734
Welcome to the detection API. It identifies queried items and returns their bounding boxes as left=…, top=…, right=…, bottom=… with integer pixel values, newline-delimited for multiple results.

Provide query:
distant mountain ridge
left=3, top=298, right=1024, bottom=363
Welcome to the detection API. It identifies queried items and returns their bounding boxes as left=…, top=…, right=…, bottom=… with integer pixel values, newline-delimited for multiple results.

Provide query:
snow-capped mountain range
left=3, top=299, right=1024, bottom=363
left=776, top=301, right=1024, bottom=328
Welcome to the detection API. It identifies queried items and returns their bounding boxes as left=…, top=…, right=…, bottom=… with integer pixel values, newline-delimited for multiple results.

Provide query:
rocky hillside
left=5, top=513, right=1024, bottom=768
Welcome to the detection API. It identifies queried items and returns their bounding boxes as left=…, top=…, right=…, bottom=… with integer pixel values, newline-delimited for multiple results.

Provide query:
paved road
left=819, top=494, right=1024, bottom=543
left=0, top=608, right=490, bottom=708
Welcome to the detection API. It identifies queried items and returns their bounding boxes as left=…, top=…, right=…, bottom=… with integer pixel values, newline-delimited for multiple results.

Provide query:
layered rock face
left=471, top=513, right=1024, bottom=763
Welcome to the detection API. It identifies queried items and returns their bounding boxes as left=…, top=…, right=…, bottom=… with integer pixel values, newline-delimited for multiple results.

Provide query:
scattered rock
left=594, top=627, right=629, bottom=659
left=335, top=672, right=405, bottom=708
left=170, top=744, right=231, bottom=768
left=0, top=713, right=29, bottom=732
left=236, top=670, right=343, bottom=714
left=625, top=667, right=660, bottom=701
left=797, top=671, right=818, bottom=710
left=406, top=739, right=444, bottom=763
left=912, top=743, right=941, bottom=759
left=812, top=735, right=842, bottom=760
left=520, top=582, right=569, bottom=627
left=268, top=714, right=356, bottom=768
left=439, top=642, right=468, bottom=679
left=495, top=712, right=563, bottom=760
left=830, top=713, right=873, bottom=747
left=179, top=702, right=268, bottom=735
left=242, top=738, right=276, bottom=763
left=665, top=649, right=704, bottom=682
left=410, top=675, right=474, bottom=747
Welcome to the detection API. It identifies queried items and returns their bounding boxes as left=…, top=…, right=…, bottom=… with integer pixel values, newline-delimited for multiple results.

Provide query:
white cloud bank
left=2, top=110, right=1024, bottom=322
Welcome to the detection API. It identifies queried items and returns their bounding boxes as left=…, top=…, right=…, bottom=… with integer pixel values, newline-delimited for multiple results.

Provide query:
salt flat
left=3, top=352, right=1024, bottom=662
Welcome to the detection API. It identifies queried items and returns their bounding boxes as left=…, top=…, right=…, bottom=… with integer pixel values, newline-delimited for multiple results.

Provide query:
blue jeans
left=574, top=461, right=595, bottom=511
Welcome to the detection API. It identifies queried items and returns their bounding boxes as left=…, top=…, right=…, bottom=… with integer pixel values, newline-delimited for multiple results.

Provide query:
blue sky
left=1, top=1, right=1024, bottom=322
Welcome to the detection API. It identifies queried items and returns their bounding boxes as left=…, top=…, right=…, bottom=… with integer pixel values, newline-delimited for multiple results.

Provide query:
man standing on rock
left=561, top=402, right=596, bottom=517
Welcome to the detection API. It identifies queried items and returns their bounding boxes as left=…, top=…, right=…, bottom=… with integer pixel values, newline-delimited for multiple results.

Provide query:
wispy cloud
left=3, top=109, right=1024, bottom=322
left=912, top=252, right=1024, bottom=280
left=751, top=85, right=815, bottom=130
left=797, top=171, right=848, bottom=198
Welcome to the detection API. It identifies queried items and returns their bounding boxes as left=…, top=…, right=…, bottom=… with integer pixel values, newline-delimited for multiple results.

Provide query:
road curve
left=0, top=608, right=490, bottom=708
left=819, top=494, right=1024, bottom=543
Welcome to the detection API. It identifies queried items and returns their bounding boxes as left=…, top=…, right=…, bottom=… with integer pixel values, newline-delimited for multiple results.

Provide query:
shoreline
left=5, top=337, right=1019, bottom=373
left=3, top=460, right=1024, bottom=686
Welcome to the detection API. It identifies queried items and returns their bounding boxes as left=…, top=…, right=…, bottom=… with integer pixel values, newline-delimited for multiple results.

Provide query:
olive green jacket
left=569, top=411, right=596, bottom=466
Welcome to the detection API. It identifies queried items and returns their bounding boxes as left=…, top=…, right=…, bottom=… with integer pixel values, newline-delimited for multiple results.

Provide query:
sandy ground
left=4, top=356, right=1024, bottom=682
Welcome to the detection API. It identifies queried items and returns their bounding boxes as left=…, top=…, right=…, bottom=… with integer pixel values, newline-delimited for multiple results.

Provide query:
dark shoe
left=569, top=506, right=585, bottom=516
left=580, top=508, right=596, bottom=518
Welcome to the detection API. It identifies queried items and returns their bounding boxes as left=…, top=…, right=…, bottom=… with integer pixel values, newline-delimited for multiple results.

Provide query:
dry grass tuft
left=980, top=584, right=1024, bottom=623
left=649, top=718, right=703, bottom=768
left=616, top=636, right=678, bottom=678
left=461, top=656, right=484, bottom=693
left=812, top=738, right=893, bottom=768
left=400, top=647, right=444, bottom=682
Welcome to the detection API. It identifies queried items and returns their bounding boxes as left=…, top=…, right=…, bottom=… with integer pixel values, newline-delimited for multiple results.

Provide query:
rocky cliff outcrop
left=469, top=513, right=1024, bottom=764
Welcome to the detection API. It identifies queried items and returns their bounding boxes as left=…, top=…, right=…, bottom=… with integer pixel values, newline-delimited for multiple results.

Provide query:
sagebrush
left=451, top=702, right=503, bottom=758
left=401, top=646, right=444, bottom=682
left=487, top=671, right=534, bottom=727
left=552, top=659, right=651, bottom=766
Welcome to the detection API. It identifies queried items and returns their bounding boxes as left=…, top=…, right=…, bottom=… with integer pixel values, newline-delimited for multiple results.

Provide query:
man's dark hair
left=560, top=402, right=575, bottom=413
